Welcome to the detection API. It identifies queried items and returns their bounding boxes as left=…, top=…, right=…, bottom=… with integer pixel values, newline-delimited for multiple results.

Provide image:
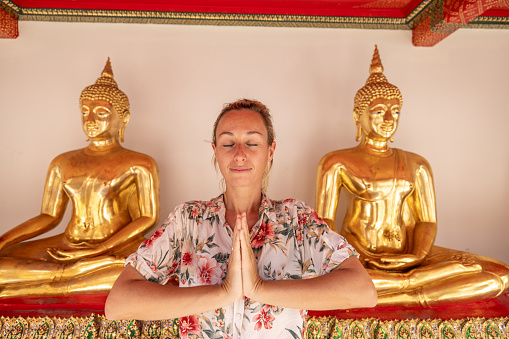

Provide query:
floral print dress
left=126, top=194, right=358, bottom=339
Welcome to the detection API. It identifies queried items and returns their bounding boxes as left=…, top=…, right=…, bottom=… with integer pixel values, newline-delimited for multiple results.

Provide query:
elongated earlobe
left=355, top=122, right=362, bottom=142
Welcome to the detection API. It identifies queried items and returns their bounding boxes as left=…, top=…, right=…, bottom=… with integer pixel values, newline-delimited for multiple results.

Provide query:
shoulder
left=271, top=198, right=322, bottom=223
left=49, top=148, right=85, bottom=166
left=120, top=149, right=159, bottom=171
left=177, top=196, right=222, bottom=219
left=397, top=149, right=433, bottom=173
left=317, top=147, right=359, bottom=172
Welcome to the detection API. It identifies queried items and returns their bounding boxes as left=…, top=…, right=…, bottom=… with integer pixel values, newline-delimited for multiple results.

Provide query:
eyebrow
left=218, top=131, right=263, bottom=137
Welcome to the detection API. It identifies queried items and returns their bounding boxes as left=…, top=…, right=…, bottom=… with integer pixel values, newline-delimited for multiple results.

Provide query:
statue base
left=0, top=293, right=508, bottom=338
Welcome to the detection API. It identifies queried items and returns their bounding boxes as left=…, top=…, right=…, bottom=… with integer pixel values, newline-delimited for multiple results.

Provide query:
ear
left=123, top=112, right=130, bottom=127
left=211, top=142, right=216, bottom=154
left=267, top=141, right=276, bottom=162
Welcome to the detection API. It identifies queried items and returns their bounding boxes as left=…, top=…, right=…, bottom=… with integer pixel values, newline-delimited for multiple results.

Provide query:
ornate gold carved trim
left=304, top=316, right=509, bottom=339
left=1, top=315, right=508, bottom=338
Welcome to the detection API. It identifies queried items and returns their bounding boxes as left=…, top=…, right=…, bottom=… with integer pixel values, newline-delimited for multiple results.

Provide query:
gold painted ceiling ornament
left=353, top=45, right=403, bottom=121
left=79, top=57, right=130, bottom=119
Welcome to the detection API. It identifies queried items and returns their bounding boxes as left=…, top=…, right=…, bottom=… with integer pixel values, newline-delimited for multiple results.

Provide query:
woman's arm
left=105, top=217, right=243, bottom=320
left=239, top=213, right=378, bottom=310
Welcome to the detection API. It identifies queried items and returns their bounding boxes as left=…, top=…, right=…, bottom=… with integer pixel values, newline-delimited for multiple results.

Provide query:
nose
left=234, top=144, right=246, bottom=161
left=383, top=109, right=393, bottom=122
left=84, top=110, right=97, bottom=123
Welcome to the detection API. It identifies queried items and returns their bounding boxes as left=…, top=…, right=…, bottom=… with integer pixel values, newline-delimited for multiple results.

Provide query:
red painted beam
left=413, top=0, right=500, bottom=47
left=0, top=6, right=18, bottom=39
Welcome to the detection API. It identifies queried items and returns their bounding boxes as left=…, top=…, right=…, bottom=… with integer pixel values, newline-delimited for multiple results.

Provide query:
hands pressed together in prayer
left=221, top=213, right=264, bottom=302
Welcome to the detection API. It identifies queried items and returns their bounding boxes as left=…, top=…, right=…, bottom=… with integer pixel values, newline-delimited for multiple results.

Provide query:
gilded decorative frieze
left=1, top=315, right=508, bottom=339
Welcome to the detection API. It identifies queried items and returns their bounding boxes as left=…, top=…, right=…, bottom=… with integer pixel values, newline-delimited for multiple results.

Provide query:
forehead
left=369, top=97, right=400, bottom=106
left=216, top=109, right=267, bottom=135
left=81, top=99, right=114, bottom=107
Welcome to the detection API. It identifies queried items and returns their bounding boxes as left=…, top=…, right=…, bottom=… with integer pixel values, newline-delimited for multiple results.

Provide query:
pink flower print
left=299, top=213, right=309, bottom=226
left=190, top=206, right=200, bottom=219
left=262, top=304, right=277, bottom=313
left=309, top=210, right=322, bottom=224
left=296, top=229, right=304, bottom=246
left=197, top=255, right=222, bottom=285
left=169, top=259, right=179, bottom=275
left=253, top=309, right=275, bottom=331
left=147, top=261, right=158, bottom=272
left=182, top=251, right=195, bottom=267
left=251, top=220, right=275, bottom=249
left=179, top=315, right=201, bottom=339
left=141, top=227, right=164, bottom=249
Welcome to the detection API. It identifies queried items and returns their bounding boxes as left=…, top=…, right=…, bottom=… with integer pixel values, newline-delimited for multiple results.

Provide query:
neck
left=223, top=187, right=263, bottom=215
left=85, top=138, right=122, bottom=154
left=360, top=137, right=393, bottom=156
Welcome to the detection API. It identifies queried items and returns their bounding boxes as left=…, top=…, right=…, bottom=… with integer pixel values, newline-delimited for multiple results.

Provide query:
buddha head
left=79, top=58, right=130, bottom=142
left=353, top=46, right=403, bottom=142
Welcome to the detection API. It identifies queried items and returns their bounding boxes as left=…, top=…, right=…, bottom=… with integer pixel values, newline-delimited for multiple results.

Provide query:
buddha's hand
left=367, top=253, right=425, bottom=271
left=221, top=214, right=243, bottom=302
left=238, top=212, right=264, bottom=300
left=47, top=245, right=105, bottom=262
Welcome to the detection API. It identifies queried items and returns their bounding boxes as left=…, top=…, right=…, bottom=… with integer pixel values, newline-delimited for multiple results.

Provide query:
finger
left=239, top=213, right=251, bottom=258
left=229, top=215, right=242, bottom=266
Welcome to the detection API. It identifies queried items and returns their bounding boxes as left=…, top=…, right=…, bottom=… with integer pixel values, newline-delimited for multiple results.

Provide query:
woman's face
left=359, top=97, right=400, bottom=141
left=81, top=99, right=123, bottom=141
left=212, top=109, right=276, bottom=191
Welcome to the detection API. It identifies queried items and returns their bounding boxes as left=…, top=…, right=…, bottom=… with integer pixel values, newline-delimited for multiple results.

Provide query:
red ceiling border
left=0, top=2, right=18, bottom=38
left=412, top=0, right=501, bottom=46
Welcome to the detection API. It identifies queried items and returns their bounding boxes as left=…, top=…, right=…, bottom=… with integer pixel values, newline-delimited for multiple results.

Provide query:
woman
left=105, top=99, right=377, bottom=338
left=315, top=46, right=509, bottom=306
left=0, top=59, right=159, bottom=298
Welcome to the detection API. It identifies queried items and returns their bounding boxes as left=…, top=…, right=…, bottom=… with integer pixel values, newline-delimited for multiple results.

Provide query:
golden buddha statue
left=0, top=59, right=160, bottom=298
left=316, top=46, right=509, bottom=307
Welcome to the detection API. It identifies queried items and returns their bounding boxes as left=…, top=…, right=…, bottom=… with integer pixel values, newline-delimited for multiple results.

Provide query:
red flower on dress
left=190, top=206, right=200, bottom=219
left=197, top=255, right=222, bottom=285
left=309, top=210, right=324, bottom=224
left=251, top=220, right=275, bottom=249
left=179, top=315, right=201, bottom=339
left=182, top=251, right=194, bottom=267
left=141, top=227, right=164, bottom=249
left=262, top=304, right=277, bottom=313
left=296, top=229, right=304, bottom=246
left=253, top=309, right=275, bottom=331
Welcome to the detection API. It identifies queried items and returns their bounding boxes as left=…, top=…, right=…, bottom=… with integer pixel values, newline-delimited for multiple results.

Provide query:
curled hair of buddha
left=212, top=98, right=276, bottom=192
left=79, top=58, right=130, bottom=120
left=353, top=45, right=403, bottom=120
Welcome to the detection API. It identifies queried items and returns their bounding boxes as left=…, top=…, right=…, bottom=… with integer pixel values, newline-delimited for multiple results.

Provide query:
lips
left=86, top=123, right=99, bottom=132
left=230, top=167, right=251, bottom=173
left=380, top=124, right=394, bottom=132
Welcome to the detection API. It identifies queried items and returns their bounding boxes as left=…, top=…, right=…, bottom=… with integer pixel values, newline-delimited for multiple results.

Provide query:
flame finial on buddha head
left=353, top=45, right=403, bottom=141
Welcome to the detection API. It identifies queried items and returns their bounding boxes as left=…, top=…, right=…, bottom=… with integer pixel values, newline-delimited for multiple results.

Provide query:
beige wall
left=0, top=21, right=508, bottom=265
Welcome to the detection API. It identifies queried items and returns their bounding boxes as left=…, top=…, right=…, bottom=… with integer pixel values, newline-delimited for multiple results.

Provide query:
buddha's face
left=359, top=97, right=400, bottom=141
left=81, top=99, right=123, bottom=141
